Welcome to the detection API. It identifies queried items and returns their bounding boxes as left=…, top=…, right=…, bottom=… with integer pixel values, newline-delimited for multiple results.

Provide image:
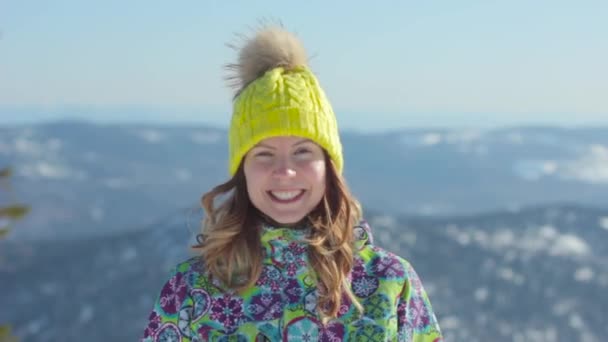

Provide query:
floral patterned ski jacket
left=141, top=220, right=443, bottom=341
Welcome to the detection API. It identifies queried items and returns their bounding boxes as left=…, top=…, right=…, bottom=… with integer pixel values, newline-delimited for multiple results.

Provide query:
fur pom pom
left=225, top=24, right=309, bottom=95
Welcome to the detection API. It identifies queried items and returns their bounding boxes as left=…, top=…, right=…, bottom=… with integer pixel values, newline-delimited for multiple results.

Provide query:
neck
left=256, top=211, right=309, bottom=230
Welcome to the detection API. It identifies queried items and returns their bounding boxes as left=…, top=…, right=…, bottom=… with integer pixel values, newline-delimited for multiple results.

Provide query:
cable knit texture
left=229, top=65, right=342, bottom=176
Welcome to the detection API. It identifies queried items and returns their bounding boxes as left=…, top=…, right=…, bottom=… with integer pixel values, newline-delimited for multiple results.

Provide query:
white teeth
left=270, top=190, right=302, bottom=200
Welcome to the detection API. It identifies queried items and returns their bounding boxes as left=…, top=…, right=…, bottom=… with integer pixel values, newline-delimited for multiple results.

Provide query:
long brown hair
left=193, top=152, right=363, bottom=321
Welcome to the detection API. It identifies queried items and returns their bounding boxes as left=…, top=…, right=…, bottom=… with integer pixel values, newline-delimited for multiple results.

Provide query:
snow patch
left=19, top=161, right=70, bottom=179
left=474, top=287, right=489, bottom=302
left=421, top=133, right=442, bottom=146
left=121, top=247, right=137, bottom=261
left=497, top=267, right=525, bottom=285
left=15, top=137, right=44, bottom=156
left=569, top=313, right=584, bottom=330
left=79, top=305, right=94, bottom=323
left=511, top=144, right=608, bottom=184
left=549, top=235, right=590, bottom=257
left=574, top=267, right=594, bottom=282
left=598, top=217, right=608, bottom=231
left=561, top=144, right=608, bottom=184
left=513, top=160, right=559, bottom=181
left=445, top=130, right=482, bottom=144
left=24, top=317, right=47, bottom=336
left=492, top=229, right=515, bottom=248
left=400, top=132, right=452, bottom=147
left=539, top=225, right=558, bottom=239
left=456, top=233, right=471, bottom=246
left=370, top=215, right=396, bottom=228
left=135, top=129, right=165, bottom=143
left=439, top=316, right=460, bottom=329
left=552, top=299, right=577, bottom=316
left=542, top=161, right=558, bottom=174
left=447, top=223, right=590, bottom=261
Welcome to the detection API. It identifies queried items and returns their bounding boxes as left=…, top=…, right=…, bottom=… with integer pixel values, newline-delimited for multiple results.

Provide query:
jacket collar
left=258, top=219, right=373, bottom=250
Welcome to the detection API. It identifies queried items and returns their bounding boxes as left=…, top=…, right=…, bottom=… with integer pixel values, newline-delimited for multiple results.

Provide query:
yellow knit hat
left=226, top=26, right=343, bottom=176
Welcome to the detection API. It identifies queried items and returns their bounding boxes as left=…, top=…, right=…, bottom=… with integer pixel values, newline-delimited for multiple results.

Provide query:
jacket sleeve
left=397, top=261, right=443, bottom=342
left=141, top=266, right=194, bottom=342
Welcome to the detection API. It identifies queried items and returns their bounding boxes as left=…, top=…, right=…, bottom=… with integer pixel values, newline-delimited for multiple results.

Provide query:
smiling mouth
left=267, top=190, right=306, bottom=203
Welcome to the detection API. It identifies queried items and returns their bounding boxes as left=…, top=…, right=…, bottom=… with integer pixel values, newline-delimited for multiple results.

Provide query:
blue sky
left=1, top=0, right=606, bottom=131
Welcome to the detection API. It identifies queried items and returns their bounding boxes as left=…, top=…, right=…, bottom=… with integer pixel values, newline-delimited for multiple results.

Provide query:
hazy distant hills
left=1, top=204, right=606, bottom=341
left=1, top=121, right=607, bottom=240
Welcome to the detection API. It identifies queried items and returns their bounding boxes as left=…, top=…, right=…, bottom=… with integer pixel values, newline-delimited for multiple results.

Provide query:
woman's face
left=243, top=136, right=326, bottom=225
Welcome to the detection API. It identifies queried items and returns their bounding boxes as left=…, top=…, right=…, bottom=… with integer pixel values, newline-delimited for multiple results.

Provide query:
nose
left=272, top=156, right=296, bottom=179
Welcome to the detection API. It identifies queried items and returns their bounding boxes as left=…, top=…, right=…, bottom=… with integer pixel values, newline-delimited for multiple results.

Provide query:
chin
left=272, top=216, right=304, bottom=226
left=266, top=213, right=308, bottom=226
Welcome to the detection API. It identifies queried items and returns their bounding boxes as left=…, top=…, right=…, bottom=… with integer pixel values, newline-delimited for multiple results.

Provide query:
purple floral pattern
left=209, top=294, right=244, bottom=332
left=276, top=241, right=308, bottom=276
left=320, top=321, right=346, bottom=342
left=256, top=265, right=286, bottom=292
left=143, top=311, right=161, bottom=339
left=408, top=295, right=432, bottom=330
left=371, top=254, right=406, bottom=279
left=159, top=272, right=188, bottom=315
left=352, top=274, right=380, bottom=298
left=284, top=278, right=305, bottom=304
left=249, top=293, right=283, bottom=321
left=352, top=257, right=367, bottom=277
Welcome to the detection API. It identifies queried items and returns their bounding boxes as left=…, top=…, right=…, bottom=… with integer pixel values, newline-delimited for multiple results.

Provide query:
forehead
left=254, top=136, right=313, bottom=147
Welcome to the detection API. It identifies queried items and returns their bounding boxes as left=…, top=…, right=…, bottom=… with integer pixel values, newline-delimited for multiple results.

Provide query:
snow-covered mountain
left=1, top=204, right=606, bottom=341
left=1, top=121, right=608, bottom=240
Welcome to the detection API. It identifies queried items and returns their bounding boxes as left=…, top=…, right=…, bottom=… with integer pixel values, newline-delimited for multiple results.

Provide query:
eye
left=255, top=151, right=273, bottom=157
left=294, top=147, right=312, bottom=155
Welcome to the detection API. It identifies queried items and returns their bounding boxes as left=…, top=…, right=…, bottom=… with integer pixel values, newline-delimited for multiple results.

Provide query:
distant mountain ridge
left=1, top=120, right=608, bottom=240
left=1, top=203, right=606, bottom=341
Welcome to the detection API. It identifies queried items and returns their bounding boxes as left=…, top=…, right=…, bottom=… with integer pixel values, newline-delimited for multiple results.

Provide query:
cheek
left=307, top=160, right=327, bottom=188
left=243, top=159, right=263, bottom=194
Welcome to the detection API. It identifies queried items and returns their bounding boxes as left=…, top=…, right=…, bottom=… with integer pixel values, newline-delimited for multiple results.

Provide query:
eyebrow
left=255, top=139, right=311, bottom=149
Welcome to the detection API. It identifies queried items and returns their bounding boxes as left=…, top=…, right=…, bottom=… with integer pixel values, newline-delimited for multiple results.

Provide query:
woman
left=142, top=25, right=443, bottom=341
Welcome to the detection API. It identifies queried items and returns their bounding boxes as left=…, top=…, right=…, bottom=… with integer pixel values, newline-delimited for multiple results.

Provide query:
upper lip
left=268, top=189, right=305, bottom=192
